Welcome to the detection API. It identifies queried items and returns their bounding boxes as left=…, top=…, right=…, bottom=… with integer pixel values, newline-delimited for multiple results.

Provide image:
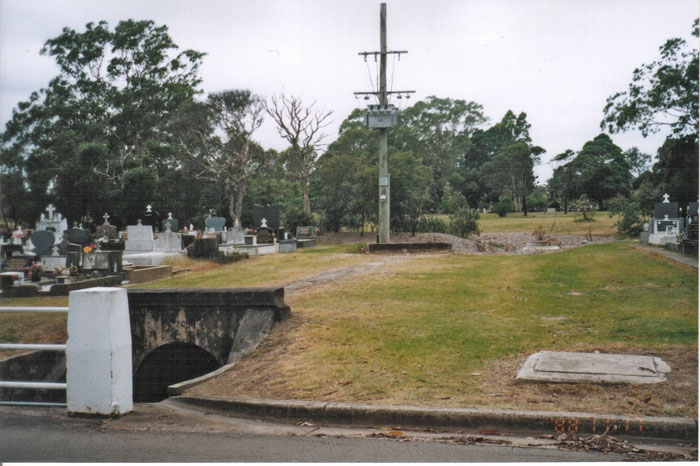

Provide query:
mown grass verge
left=188, top=241, right=697, bottom=416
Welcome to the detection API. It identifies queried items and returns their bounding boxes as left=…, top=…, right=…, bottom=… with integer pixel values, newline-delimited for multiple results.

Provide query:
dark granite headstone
left=205, top=216, right=226, bottom=232
left=187, top=238, right=219, bottom=259
left=82, top=251, right=123, bottom=273
left=64, top=228, right=91, bottom=246
left=30, top=230, right=56, bottom=256
left=654, top=202, right=679, bottom=219
left=253, top=205, right=281, bottom=231
left=96, top=224, right=118, bottom=240
left=99, top=241, right=125, bottom=251
left=256, top=227, right=275, bottom=244
left=687, top=202, right=698, bottom=217
left=162, top=218, right=180, bottom=232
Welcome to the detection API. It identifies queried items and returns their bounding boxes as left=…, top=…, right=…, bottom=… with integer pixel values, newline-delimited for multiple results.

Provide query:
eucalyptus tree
left=173, top=90, right=267, bottom=224
left=602, top=19, right=698, bottom=140
left=0, top=19, right=204, bottom=223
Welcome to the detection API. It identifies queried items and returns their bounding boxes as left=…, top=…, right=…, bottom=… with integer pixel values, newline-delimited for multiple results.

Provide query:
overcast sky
left=0, top=0, right=697, bottom=183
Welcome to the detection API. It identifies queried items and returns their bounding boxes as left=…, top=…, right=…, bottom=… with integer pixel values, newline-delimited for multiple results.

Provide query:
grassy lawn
left=2, top=240, right=696, bottom=416
left=428, top=211, right=618, bottom=235
left=136, top=244, right=369, bottom=289
left=189, top=241, right=697, bottom=416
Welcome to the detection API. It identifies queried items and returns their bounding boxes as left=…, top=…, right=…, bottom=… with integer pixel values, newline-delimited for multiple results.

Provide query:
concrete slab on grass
left=516, top=351, right=671, bottom=384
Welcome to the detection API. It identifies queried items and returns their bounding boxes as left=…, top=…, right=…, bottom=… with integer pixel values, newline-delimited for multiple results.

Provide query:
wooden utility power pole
left=378, top=3, right=389, bottom=243
left=354, top=3, right=414, bottom=243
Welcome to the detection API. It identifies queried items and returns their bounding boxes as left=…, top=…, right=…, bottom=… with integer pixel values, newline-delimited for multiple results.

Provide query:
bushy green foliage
left=608, top=197, right=644, bottom=237
left=284, top=207, right=315, bottom=235
left=415, top=216, right=450, bottom=234
left=491, top=196, right=514, bottom=217
left=449, top=207, right=480, bottom=238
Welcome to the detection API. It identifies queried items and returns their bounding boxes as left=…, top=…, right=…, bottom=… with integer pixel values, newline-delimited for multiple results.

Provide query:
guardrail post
left=66, top=287, right=133, bottom=416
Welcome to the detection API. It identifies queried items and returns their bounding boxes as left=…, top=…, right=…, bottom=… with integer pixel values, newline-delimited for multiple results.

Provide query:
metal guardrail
left=0, top=306, right=70, bottom=405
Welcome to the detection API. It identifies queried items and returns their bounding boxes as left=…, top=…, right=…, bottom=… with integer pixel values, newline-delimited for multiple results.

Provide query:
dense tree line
left=1, top=19, right=697, bottom=237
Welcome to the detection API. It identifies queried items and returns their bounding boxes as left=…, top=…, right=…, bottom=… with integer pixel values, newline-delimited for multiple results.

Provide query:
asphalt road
left=0, top=405, right=629, bottom=462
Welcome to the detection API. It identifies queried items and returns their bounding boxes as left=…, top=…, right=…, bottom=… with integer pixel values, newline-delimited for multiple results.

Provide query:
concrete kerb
left=169, top=395, right=698, bottom=441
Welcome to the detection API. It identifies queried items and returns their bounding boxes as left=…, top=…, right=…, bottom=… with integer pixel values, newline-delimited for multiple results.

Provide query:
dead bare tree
left=265, top=94, right=333, bottom=215
left=174, top=90, right=267, bottom=224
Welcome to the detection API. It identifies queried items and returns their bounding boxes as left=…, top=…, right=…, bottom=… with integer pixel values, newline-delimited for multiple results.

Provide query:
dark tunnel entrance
left=133, top=342, right=221, bottom=402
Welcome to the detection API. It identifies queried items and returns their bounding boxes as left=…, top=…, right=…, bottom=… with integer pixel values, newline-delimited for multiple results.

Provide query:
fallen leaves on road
left=554, top=433, right=697, bottom=461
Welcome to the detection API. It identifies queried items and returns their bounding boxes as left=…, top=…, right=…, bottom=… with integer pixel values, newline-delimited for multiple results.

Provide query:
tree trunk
left=301, top=171, right=311, bottom=215
left=522, top=195, right=528, bottom=216
left=229, top=184, right=246, bottom=226
left=564, top=195, right=568, bottom=215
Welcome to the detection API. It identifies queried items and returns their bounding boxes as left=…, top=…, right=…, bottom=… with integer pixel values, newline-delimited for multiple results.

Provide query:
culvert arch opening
left=133, top=342, right=221, bottom=402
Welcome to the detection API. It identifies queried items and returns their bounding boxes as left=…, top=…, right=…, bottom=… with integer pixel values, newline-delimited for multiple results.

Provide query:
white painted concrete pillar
left=66, top=287, right=133, bottom=416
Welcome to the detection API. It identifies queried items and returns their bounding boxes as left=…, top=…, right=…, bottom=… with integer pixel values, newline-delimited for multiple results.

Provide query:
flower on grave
left=83, top=243, right=97, bottom=253
left=27, top=263, right=45, bottom=280
left=247, top=229, right=256, bottom=235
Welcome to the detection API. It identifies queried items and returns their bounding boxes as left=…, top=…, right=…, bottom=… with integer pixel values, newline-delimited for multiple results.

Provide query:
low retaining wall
left=369, top=242, right=452, bottom=254
left=126, top=265, right=172, bottom=284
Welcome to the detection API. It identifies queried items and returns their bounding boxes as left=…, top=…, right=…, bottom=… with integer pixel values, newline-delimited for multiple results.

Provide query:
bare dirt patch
left=474, top=344, right=697, bottom=418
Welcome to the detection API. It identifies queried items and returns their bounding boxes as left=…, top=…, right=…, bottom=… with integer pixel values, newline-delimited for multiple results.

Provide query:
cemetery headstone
left=256, top=218, right=275, bottom=244
left=155, top=229, right=183, bottom=253
left=649, top=193, right=685, bottom=245
left=30, top=230, right=56, bottom=256
left=225, top=218, right=245, bottom=244
left=205, top=215, right=226, bottom=233
left=96, top=212, right=118, bottom=240
left=12, top=226, right=26, bottom=245
left=296, top=225, right=317, bottom=248
left=125, top=220, right=155, bottom=252
left=161, top=212, right=180, bottom=233
left=36, top=204, right=68, bottom=243
left=142, top=204, right=161, bottom=228
left=64, top=227, right=91, bottom=246
left=253, top=205, right=281, bottom=232
left=296, top=226, right=316, bottom=238
left=82, top=250, right=123, bottom=273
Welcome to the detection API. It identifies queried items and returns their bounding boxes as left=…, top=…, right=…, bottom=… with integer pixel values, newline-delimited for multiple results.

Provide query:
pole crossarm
left=358, top=50, right=408, bottom=57
left=354, top=91, right=416, bottom=96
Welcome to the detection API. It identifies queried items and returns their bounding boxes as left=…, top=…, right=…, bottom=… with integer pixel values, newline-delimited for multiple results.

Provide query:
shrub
left=449, top=207, right=480, bottom=238
left=608, top=197, right=644, bottom=237
left=573, top=195, right=595, bottom=222
left=492, top=197, right=514, bottom=217
left=347, top=242, right=368, bottom=254
left=415, top=216, right=450, bottom=234
left=284, top=207, right=315, bottom=235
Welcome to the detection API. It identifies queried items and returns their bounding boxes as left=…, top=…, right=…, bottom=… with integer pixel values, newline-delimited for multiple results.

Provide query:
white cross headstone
left=164, top=221, right=172, bottom=232
left=46, top=204, right=56, bottom=220
left=73, top=221, right=79, bottom=228
left=146, top=205, right=153, bottom=213
left=261, top=218, right=268, bottom=228
left=137, top=218, right=143, bottom=226
left=103, top=213, right=111, bottom=225
left=167, top=212, right=173, bottom=219
left=662, top=193, right=670, bottom=203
